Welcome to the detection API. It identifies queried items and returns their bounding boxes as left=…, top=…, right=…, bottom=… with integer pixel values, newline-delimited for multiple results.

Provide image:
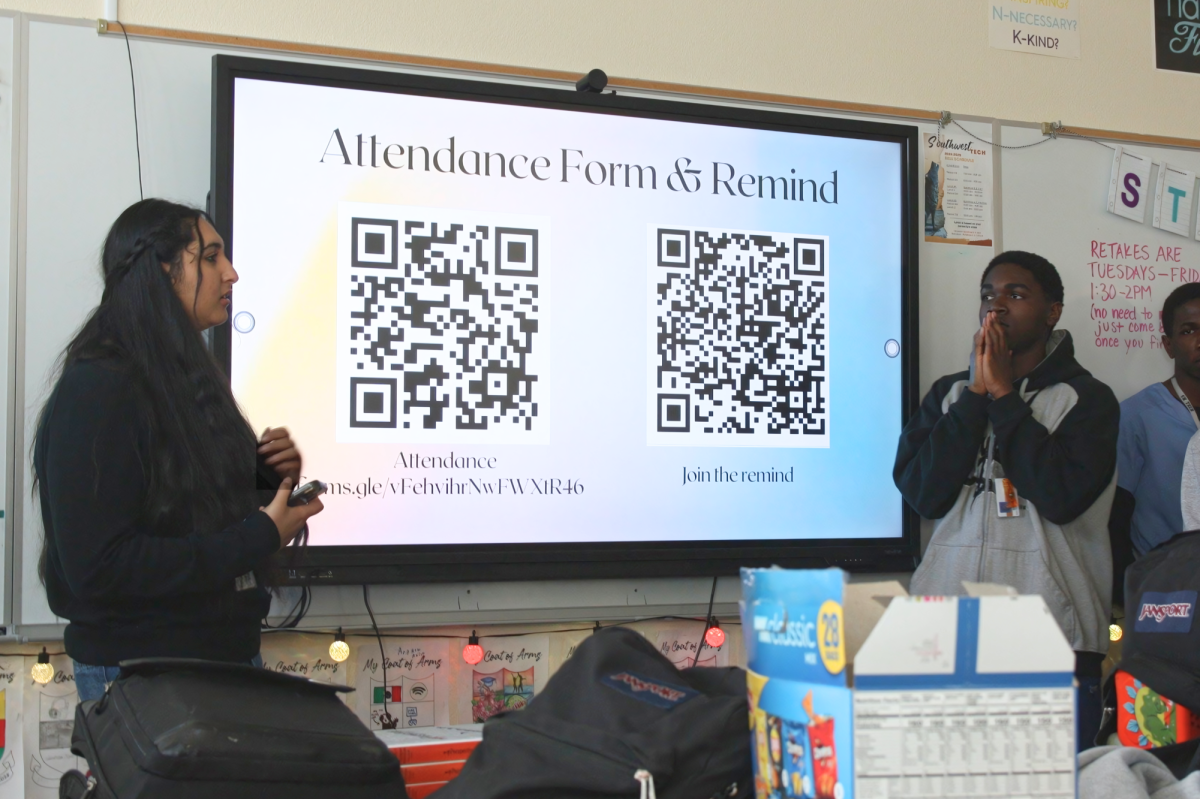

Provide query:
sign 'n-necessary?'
left=989, top=0, right=1080, bottom=59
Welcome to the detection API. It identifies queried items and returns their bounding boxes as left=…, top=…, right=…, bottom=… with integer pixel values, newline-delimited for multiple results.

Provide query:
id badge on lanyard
left=1172, top=377, right=1200, bottom=431
left=995, top=478, right=1020, bottom=517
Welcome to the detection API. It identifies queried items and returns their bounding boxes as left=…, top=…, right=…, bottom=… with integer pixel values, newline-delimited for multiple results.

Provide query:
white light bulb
left=329, top=639, right=350, bottom=663
left=31, top=660, right=54, bottom=685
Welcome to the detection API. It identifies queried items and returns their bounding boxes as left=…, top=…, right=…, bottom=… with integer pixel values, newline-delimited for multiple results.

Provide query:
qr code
left=647, top=226, right=829, bottom=447
left=336, top=203, right=548, bottom=444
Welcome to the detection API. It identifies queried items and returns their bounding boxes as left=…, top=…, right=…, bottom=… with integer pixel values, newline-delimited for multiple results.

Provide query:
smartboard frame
left=211, top=54, right=921, bottom=584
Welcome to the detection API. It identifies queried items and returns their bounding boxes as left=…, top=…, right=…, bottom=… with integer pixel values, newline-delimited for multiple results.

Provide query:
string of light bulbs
left=22, top=612, right=737, bottom=685
left=273, top=612, right=740, bottom=665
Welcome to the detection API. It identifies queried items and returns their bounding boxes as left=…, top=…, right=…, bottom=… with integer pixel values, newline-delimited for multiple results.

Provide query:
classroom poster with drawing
left=260, top=633, right=351, bottom=687
left=0, top=658, right=23, bottom=799
left=23, top=655, right=83, bottom=798
left=461, top=635, right=549, bottom=724
left=354, top=638, right=449, bottom=731
left=923, top=131, right=993, bottom=246
left=652, top=623, right=730, bottom=669
left=548, top=628, right=592, bottom=679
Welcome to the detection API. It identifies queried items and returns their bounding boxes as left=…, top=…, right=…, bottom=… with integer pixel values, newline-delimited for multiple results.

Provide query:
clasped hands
left=968, top=311, right=1015, bottom=399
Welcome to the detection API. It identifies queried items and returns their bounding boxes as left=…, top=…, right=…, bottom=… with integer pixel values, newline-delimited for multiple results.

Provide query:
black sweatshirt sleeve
left=43, top=364, right=281, bottom=600
left=988, top=379, right=1119, bottom=525
left=894, top=375, right=991, bottom=519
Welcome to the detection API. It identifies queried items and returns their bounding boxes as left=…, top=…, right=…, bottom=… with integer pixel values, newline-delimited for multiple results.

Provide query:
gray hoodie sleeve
left=1077, top=745, right=1200, bottom=799
left=1181, top=430, right=1200, bottom=532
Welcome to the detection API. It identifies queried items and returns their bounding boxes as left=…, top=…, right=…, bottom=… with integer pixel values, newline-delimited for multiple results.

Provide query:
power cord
left=363, top=585, right=397, bottom=729
left=113, top=21, right=143, bottom=200
left=261, top=585, right=310, bottom=630
left=262, top=525, right=312, bottom=630
left=691, top=575, right=719, bottom=667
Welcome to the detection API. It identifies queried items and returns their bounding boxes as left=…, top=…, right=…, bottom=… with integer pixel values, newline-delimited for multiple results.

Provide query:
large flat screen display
left=212, top=57, right=920, bottom=582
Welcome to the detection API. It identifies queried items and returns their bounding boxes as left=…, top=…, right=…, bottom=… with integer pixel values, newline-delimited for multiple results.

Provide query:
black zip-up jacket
left=893, top=330, right=1120, bottom=653
left=35, top=358, right=280, bottom=666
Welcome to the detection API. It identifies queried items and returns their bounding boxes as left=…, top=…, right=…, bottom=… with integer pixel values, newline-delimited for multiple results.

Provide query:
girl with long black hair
left=33, top=199, right=322, bottom=701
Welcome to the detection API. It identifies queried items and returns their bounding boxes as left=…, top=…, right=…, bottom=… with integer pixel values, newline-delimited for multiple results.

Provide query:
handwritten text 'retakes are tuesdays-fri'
left=1089, top=240, right=1195, bottom=354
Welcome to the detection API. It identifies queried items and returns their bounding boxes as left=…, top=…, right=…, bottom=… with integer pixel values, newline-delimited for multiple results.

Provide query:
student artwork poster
left=549, top=628, right=592, bottom=679
left=22, top=655, right=82, bottom=799
left=652, top=623, right=731, bottom=669
left=259, top=633, right=351, bottom=688
left=454, top=635, right=548, bottom=724
left=0, top=658, right=21, bottom=799
left=228, top=76, right=906, bottom=549
left=353, top=638, right=450, bottom=731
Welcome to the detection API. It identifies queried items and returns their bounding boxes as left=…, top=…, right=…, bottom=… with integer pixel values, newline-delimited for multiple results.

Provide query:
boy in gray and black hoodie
left=894, top=251, right=1119, bottom=750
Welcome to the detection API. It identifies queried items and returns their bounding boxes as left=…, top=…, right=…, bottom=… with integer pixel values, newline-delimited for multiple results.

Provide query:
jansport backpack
left=66, top=658, right=405, bottom=799
left=1098, top=529, right=1200, bottom=750
left=436, top=626, right=751, bottom=799
left=1120, top=530, right=1200, bottom=714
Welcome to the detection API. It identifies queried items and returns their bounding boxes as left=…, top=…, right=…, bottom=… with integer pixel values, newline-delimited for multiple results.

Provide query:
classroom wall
left=2, top=4, right=1194, bottom=636
left=7, top=16, right=773, bottom=634
left=1, top=1, right=1193, bottom=140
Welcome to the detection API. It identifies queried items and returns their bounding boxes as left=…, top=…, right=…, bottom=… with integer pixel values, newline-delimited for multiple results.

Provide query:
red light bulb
left=704, top=623, right=725, bottom=649
left=462, top=631, right=484, bottom=665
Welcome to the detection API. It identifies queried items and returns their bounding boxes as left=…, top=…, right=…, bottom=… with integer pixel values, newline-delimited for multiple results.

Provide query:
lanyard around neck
left=1172, top=377, right=1200, bottom=431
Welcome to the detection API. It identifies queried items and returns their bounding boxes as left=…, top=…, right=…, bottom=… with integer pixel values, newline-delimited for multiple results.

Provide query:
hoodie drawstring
left=976, top=376, right=1036, bottom=580
left=634, top=769, right=657, bottom=799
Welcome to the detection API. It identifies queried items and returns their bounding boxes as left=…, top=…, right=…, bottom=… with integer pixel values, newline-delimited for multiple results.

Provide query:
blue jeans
left=74, top=654, right=264, bottom=702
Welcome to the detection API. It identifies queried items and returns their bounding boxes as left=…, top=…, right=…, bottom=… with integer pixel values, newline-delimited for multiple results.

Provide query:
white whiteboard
left=18, top=17, right=149, bottom=628
left=0, top=13, right=17, bottom=628
left=999, top=125, right=1200, bottom=404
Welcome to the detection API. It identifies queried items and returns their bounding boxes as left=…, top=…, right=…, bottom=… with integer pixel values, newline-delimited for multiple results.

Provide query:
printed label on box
left=853, top=688, right=1075, bottom=798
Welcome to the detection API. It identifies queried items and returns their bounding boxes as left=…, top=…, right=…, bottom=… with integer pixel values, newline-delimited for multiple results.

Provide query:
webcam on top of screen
left=575, top=69, right=609, bottom=94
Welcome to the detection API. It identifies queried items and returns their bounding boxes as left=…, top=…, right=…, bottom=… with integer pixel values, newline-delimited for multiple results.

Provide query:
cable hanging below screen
left=114, top=21, right=143, bottom=200
left=362, top=585, right=397, bottom=730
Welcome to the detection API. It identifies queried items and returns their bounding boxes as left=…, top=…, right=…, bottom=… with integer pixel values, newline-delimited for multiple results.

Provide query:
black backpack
left=67, top=658, right=405, bottom=799
left=1098, top=530, right=1200, bottom=750
left=436, top=626, right=751, bottom=799
left=1121, top=529, right=1200, bottom=713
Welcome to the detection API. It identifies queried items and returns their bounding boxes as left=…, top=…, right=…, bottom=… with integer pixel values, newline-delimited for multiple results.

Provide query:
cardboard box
left=741, top=568, right=1077, bottom=799
left=374, top=724, right=482, bottom=765
left=400, top=759, right=465, bottom=784
left=405, top=782, right=449, bottom=799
